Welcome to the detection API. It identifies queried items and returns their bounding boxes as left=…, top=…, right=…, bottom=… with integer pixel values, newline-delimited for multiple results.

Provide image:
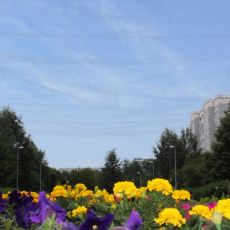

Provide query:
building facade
left=190, top=95, right=230, bottom=151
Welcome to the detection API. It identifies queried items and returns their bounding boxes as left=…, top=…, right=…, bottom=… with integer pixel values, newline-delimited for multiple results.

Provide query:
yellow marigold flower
left=76, top=190, right=94, bottom=198
left=155, top=208, right=186, bottom=227
left=106, top=194, right=115, bottom=203
left=52, top=186, right=68, bottom=198
left=49, top=196, right=57, bottom=201
left=135, top=189, right=142, bottom=199
left=172, top=190, right=191, bottom=200
left=70, top=190, right=77, bottom=198
left=67, top=185, right=72, bottom=191
left=113, top=181, right=137, bottom=199
left=72, top=206, right=87, bottom=217
left=189, top=205, right=213, bottom=220
left=214, top=199, right=230, bottom=219
left=2, top=194, right=8, bottom=199
left=111, top=204, right=117, bottom=209
left=21, top=191, right=28, bottom=196
left=95, top=189, right=103, bottom=197
left=53, top=185, right=65, bottom=191
left=30, top=192, right=39, bottom=202
left=147, top=178, right=173, bottom=195
left=75, top=183, right=87, bottom=191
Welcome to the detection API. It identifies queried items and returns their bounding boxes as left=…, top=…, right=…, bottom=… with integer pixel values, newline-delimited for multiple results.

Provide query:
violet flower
left=61, top=220, right=79, bottom=230
left=0, top=192, right=7, bottom=213
left=78, top=209, right=114, bottom=230
left=15, top=202, right=40, bottom=228
left=8, top=190, right=21, bottom=207
left=113, top=210, right=143, bottom=230
left=30, top=191, right=67, bottom=226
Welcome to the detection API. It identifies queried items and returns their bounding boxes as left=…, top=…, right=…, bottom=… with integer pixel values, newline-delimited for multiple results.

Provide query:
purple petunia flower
left=30, top=191, right=67, bottom=226
left=14, top=193, right=39, bottom=228
left=61, top=220, right=79, bottom=230
left=0, top=192, right=7, bottom=213
left=8, top=190, right=22, bottom=206
left=113, top=210, right=143, bottom=230
left=15, top=202, right=40, bottom=228
left=78, top=209, right=114, bottom=230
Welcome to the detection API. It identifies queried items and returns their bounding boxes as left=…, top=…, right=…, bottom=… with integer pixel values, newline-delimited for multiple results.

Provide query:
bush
left=187, top=180, right=230, bottom=200
left=0, top=187, right=17, bottom=194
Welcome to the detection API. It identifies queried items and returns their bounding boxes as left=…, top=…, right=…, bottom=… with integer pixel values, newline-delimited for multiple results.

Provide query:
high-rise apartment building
left=190, top=95, right=230, bottom=151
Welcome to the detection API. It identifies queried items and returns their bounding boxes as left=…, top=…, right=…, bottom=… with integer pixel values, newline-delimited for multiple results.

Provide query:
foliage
left=99, top=149, right=122, bottom=193
left=0, top=106, right=67, bottom=193
left=121, top=159, right=143, bottom=188
left=187, top=180, right=230, bottom=201
left=69, top=168, right=96, bottom=190
left=3, top=179, right=230, bottom=230
left=153, top=128, right=192, bottom=182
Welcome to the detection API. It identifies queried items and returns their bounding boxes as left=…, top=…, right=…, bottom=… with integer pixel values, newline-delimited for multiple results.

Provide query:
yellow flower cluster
left=72, top=206, right=87, bottom=217
left=113, top=181, right=137, bottom=199
left=67, top=185, right=72, bottom=191
left=155, top=208, right=186, bottom=227
left=76, top=190, right=94, bottom=198
left=30, top=192, right=39, bottom=202
left=70, top=183, right=88, bottom=198
left=189, top=205, right=213, bottom=220
left=147, top=178, right=173, bottom=195
left=135, top=187, right=147, bottom=199
left=19, top=191, right=39, bottom=202
left=214, top=199, right=230, bottom=219
left=76, top=183, right=87, bottom=192
left=95, top=189, right=115, bottom=203
left=172, top=190, right=191, bottom=200
left=51, top=185, right=68, bottom=198
left=2, top=193, right=8, bottom=199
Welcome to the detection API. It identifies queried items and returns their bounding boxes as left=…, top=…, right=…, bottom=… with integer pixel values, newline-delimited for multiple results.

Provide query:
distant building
left=190, top=95, right=230, bottom=151
left=59, top=167, right=101, bottom=172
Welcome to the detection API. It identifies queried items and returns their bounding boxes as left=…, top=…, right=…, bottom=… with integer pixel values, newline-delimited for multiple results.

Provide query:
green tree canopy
left=69, top=168, right=96, bottom=190
left=0, top=106, right=65, bottom=192
left=99, top=149, right=122, bottom=193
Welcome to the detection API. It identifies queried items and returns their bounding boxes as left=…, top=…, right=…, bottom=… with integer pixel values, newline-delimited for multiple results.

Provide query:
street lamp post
left=17, top=146, right=24, bottom=190
left=40, top=161, right=42, bottom=192
left=137, top=172, right=141, bottom=188
left=170, top=146, right=177, bottom=189
left=149, top=161, right=154, bottom=179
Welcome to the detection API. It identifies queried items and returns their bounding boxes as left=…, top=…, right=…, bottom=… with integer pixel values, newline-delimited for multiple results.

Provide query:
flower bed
left=0, top=179, right=230, bottom=229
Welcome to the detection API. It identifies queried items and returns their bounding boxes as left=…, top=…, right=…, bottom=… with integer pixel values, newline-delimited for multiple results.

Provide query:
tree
left=122, top=159, right=142, bottom=187
left=99, top=149, right=122, bottom=193
left=69, top=168, right=96, bottom=190
left=153, top=128, right=185, bottom=180
left=180, top=127, right=202, bottom=159
left=0, top=106, right=49, bottom=192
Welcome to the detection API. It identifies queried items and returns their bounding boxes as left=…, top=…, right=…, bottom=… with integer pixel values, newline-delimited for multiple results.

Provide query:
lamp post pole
left=170, top=146, right=177, bottom=189
left=153, top=161, right=154, bottom=179
left=17, top=146, right=24, bottom=190
left=40, top=162, right=42, bottom=192
left=137, top=172, right=141, bottom=188
left=149, top=161, right=154, bottom=179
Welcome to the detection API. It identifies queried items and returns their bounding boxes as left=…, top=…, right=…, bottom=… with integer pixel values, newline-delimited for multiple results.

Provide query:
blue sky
left=0, top=0, right=230, bottom=169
